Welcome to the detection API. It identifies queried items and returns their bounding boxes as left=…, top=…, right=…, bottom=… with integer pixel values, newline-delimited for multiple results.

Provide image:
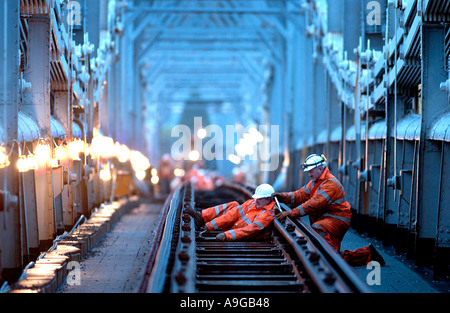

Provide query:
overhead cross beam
left=132, top=0, right=288, bottom=122
left=134, top=7, right=300, bottom=14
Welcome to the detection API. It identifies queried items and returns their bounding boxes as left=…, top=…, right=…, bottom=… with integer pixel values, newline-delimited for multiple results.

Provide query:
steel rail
left=276, top=203, right=371, bottom=293
left=135, top=186, right=181, bottom=293
left=272, top=196, right=369, bottom=293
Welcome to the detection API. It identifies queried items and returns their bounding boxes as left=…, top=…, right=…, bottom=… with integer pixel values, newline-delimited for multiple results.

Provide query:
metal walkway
left=60, top=200, right=161, bottom=293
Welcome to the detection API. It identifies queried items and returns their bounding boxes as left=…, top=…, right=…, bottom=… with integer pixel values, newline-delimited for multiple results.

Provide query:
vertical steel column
left=108, top=56, right=119, bottom=140
left=267, top=52, right=284, bottom=187
left=133, top=53, right=144, bottom=151
left=290, top=12, right=306, bottom=189
left=291, top=13, right=305, bottom=187
left=121, top=19, right=136, bottom=149
left=343, top=0, right=362, bottom=61
left=0, top=0, right=21, bottom=282
left=383, top=93, right=406, bottom=246
left=417, top=24, right=447, bottom=266
left=327, top=0, right=343, bottom=33
left=326, top=82, right=341, bottom=174
left=24, top=14, right=54, bottom=250
left=324, top=0, right=342, bottom=176
left=341, top=106, right=354, bottom=204
left=99, top=78, right=109, bottom=135
left=434, top=141, right=450, bottom=278
left=54, top=91, right=75, bottom=229
left=313, top=59, right=327, bottom=154
left=299, top=27, right=314, bottom=186
left=284, top=13, right=294, bottom=190
left=396, top=136, right=417, bottom=254
left=340, top=0, right=361, bottom=216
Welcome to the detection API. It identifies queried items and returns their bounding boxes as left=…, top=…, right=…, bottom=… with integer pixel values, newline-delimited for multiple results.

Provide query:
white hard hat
left=301, top=154, right=327, bottom=172
left=252, top=184, right=275, bottom=199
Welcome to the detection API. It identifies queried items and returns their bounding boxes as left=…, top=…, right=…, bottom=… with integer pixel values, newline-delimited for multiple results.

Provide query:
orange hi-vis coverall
left=277, top=167, right=375, bottom=265
left=202, top=199, right=276, bottom=241
left=278, top=167, right=352, bottom=251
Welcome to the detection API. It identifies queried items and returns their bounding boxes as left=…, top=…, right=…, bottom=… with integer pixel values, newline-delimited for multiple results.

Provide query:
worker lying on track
left=185, top=184, right=276, bottom=241
left=273, top=154, right=385, bottom=267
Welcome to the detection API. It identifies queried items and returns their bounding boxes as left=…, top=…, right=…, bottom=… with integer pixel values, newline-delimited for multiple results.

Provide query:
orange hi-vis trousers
left=201, top=199, right=275, bottom=241
left=312, top=222, right=373, bottom=266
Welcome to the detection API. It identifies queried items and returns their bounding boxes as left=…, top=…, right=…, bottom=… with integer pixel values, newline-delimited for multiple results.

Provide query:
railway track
left=137, top=183, right=369, bottom=293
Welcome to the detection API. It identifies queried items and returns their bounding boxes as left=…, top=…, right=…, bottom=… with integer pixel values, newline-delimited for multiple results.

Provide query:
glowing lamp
left=248, top=127, right=264, bottom=143
left=197, top=128, right=207, bottom=139
left=130, top=150, right=150, bottom=172
left=0, top=147, right=10, bottom=168
left=27, top=154, right=38, bottom=170
left=49, top=158, right=59, bottom=168
left=174, top=168, right=185, bottom=177
left=188, top=150, right=200, bottom=161
left=100, top=136, right=115, bottom=158
left=243, top=133, right=257, bottom=146
left=17, top=155, right=29, bottom=172
left=136, top=170, right=146, bottom=181
left=117, top=144, right=131, bottom=163
left=89, top=135, right=103, bottom=158
left=69, top=139, right=85, bottom=160
left=228, top=154, right=241, bottom=165
left=151, top=175, right=159, bottom=184
left=100, top=166, right=111, bottom=181
left=35, top=143, right=51, bottom=166
left=90, top=135, right=115, bottom=159
left=54, top=146, right=66, bottom=160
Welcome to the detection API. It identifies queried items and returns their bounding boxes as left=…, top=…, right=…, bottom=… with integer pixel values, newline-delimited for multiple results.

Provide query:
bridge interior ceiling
left=131, top=0, right=289, bottom=128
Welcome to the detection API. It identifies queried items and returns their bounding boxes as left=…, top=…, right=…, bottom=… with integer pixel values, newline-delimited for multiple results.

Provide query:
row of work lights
left=192, top=126, right=265, bottom=166
left=0, top=134, right=151, bottom=181
left=230, top=127, right=265, bottom=165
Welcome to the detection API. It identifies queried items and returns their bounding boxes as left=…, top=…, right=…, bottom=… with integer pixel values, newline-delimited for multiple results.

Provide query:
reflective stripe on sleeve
left=302, top=185, right=310, bottom=195
left=298, top=205, right=306, bottom=216
left=317, top=190, right=332, bottom=205
left=229, top=230, right=237, bottom=240
left=211, top=220, right=219, bottom=230
left=289, top=192, right=295, bottom=205
left=214, top=205, right=220, bottom=216
left=331, top=197, right=347, bottom=205
left=255, top=221, right=265, bottom=230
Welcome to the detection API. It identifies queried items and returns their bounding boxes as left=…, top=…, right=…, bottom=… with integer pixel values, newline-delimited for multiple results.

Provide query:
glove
left=276, top=211, right=290, bottom=221
left=216, top=233, right=226, bottom=241
left=272, top=192, right=289, bottom=203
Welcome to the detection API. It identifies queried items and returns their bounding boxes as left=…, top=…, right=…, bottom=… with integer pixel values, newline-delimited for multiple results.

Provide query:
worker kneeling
left=274, top=154, right=385, bottom=266
left=185, top=184, right=276, bottom=241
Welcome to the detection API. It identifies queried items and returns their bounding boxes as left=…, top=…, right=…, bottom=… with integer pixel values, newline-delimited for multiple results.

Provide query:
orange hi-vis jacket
left=278, top=167, right=351, bottom=247
left=202, top=199, right=276, bottom=241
